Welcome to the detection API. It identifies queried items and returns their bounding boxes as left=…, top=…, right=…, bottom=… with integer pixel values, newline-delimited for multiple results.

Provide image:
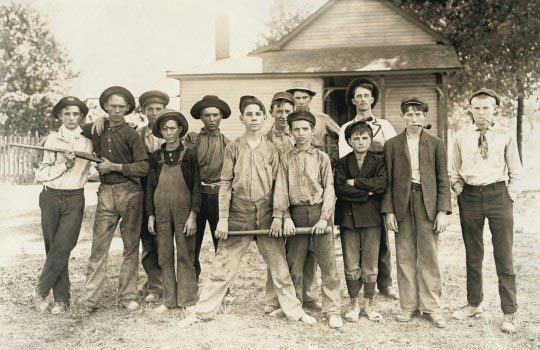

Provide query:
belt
left=411, top=182, right=422, bottom=191
left=44, top=186, right=84, bottom=193
left=464, top=181, right=506, bottom=191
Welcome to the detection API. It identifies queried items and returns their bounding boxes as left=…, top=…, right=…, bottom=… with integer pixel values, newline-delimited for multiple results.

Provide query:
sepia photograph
left=0, top=0, right=539, bottom=349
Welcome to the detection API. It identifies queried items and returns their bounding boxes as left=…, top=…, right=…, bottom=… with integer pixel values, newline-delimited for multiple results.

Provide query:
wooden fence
left=0, top=135, right=41, bottom=183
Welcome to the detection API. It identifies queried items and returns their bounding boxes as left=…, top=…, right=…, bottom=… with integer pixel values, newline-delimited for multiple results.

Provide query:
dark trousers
left=140, top=176, right=162, bottom=294
left=195, top=193, right=220, bottom=279
left=377, top=222, right=393, bottom=290
left=37, top=187, right=85, bottom=303
left=458, top=182, right=517, bottom=314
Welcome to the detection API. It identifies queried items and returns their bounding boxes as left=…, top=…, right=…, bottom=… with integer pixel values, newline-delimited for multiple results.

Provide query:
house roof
left=250, top=0, right=452, bottom=54
left=167, top=44, right=460, bottom=79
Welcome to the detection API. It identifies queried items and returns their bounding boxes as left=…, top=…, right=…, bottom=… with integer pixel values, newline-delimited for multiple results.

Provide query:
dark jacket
left=381, top=130, right=451, bottom=222
left=335, top=151, right=387, bottom=228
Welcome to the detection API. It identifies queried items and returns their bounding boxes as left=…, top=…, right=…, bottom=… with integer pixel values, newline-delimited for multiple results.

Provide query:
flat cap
left=99, top=86, right=136, bottom=115
left=190, top=95, right=231, bottom=119
left=345, top=77, right=379, bottom=110
left=139, top=90, right=170, bottom=108
left=286, top=81, right=316, bottom=97
left=271, top=91, right=295, bottom=105
left=469, top=88, right=500, bottom=106
left=344, top=120, right=373, bottom=147
left=52, top=96, right=89, bottom=119
left=287, top=110, right=316, bottom=128
left=401, top=96, right=429, bottom=112
left=239, top=96, right=266, bottom=115
left=152, top=109, right=189, bottom=139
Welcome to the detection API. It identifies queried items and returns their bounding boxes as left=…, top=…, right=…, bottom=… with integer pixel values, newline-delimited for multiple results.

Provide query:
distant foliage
left=257, top=11, right=310, bottom=48
left=0, top=2, right=76, bottom=136
left=393, top=0, right=540, bottom=125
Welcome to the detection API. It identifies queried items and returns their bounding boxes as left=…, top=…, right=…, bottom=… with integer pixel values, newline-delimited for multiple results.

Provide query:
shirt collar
left=160, top=142, right=184, bottom=152
left=272, top=125, right=291, bottom=136
left=292, top=145, right=316, bottom=154
left=200, top=127, right=221, bottom=136
left=144, top=126, right=153, bottom=137
left=109, top=120, right=127, bottom=131
left=58, top=125, right=83, bottom=140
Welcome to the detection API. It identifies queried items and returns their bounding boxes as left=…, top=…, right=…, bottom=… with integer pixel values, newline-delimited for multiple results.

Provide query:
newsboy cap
left=345, top=77, right=379, bottom=110
left=401, top=96, right=429, bottom=112
left=99, top=86, right=136, bottom=115
left=139, top=90, right=170, bottom=108
left=52, top=96, right=89, bottom=119
left=239, top=96, right=266, bottom=115
left=190, top=95, right=231, bottom=119
left=152, top=109, right=189, bottom=139
left=469, top=88, right=500, bottom=106
left=287, top=110, right=316, bottom=128
left=271, top=91, right=295, bottom=105
left=286, top=81, right=316, bottom=97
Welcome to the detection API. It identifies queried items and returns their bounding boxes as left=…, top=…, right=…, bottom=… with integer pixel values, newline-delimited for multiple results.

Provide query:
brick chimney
left=215, top=15, right=230, bottom=61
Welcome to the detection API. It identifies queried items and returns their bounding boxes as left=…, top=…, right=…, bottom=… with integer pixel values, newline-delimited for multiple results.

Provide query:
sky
left=25, top=0, right=325, bottom=105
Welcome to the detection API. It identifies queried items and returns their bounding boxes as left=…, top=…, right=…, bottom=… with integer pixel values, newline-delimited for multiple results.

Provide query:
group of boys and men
left=32, top=79, right=521, bottom=333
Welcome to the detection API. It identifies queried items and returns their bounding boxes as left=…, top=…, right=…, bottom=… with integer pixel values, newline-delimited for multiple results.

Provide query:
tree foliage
left=0, top=2, right=76, bottom=136
left=393, top=0, right=540, bottom=118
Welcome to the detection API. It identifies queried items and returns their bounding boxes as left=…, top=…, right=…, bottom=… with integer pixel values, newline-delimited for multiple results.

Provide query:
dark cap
left=239, top=96, right=266, bottom=115
left=345, top=77, right=379, bottom=110
left=99, top=86, right=136, bottom=115
left=139, top=90, right=170, bottom=108
left=344, top=121, right=374, bottom=147
left=469, top=88, right=500, bottom=106
left=152, top=109, right=189, bottom=139
left=190, top=95, right=231, bottom=119
left=271, top=91, right=295, bottom=105
left=287, top=110, right=316, bottom=128
left=52, top=96, right=89, bottom=119
left=401, top=96, right=429, bottom=112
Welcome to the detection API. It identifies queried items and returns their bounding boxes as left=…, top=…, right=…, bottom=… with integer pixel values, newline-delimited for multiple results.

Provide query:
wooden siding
left=284, top=0, right=436, bottom=50
left=179, top=77, right=324, bottom=140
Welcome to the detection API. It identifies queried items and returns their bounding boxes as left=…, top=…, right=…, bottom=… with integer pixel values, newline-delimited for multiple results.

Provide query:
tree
left=393, top=0, right=540, bottom=160
left=0, top=2, right=76, bottom=136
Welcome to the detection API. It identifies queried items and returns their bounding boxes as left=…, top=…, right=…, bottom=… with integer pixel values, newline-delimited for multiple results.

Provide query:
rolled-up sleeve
left=218, top=143, right=235, bottom=218
left=319, top=154, right=336, bottom=221
left=122, top=133, right=149, bottom=177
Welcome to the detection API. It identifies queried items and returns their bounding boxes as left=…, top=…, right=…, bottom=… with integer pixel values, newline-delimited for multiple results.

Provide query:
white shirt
left=451, top=124, right=522, bottom=201
left=35, top=125, right=93, bottom=189
left=338, top=116, right=396, bottom=157
left=407, top=135, right=421, bottom=183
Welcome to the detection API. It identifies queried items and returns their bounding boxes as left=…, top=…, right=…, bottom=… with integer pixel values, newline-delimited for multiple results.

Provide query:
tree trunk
left=516, top=94, right=525, bottom=164
left=516, top=95, right=524, bottom=163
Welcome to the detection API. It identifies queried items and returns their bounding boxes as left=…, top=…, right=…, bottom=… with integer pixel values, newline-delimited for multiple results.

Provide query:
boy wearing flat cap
left=82, top=86, right=149, bottom=312
left=180, top=97, right=315, bottom=326
left=185, top=95, right=231, bottom=280
left=450, top=89, right=522, bottom=334
left=33, top=96, right=92, bottom=315
left=265, top=91, right=296, bottom=154
left=137, top=90, right=168, bottom=302
left=273, top=110, right=343, bottom=329
left=287, top=81, right=341, bottom=310
left=382, top=96, right=451, bottom=328
left=146, top=110, right=201, bottom=313
left=338, top=77, right=398, bottom=300
left=334, top=121, right=387, bottom=323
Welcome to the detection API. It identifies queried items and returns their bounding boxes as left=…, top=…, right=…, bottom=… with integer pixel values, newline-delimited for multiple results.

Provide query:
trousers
left=37, top=187, right=84, bottom=303
left=458, top=182, right=517, bottom=314
left=194, top=192, right=220, bottom=279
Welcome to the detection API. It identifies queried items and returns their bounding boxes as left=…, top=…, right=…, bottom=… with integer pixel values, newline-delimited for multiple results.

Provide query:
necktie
left=478, top=129, right=488, bottom=160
